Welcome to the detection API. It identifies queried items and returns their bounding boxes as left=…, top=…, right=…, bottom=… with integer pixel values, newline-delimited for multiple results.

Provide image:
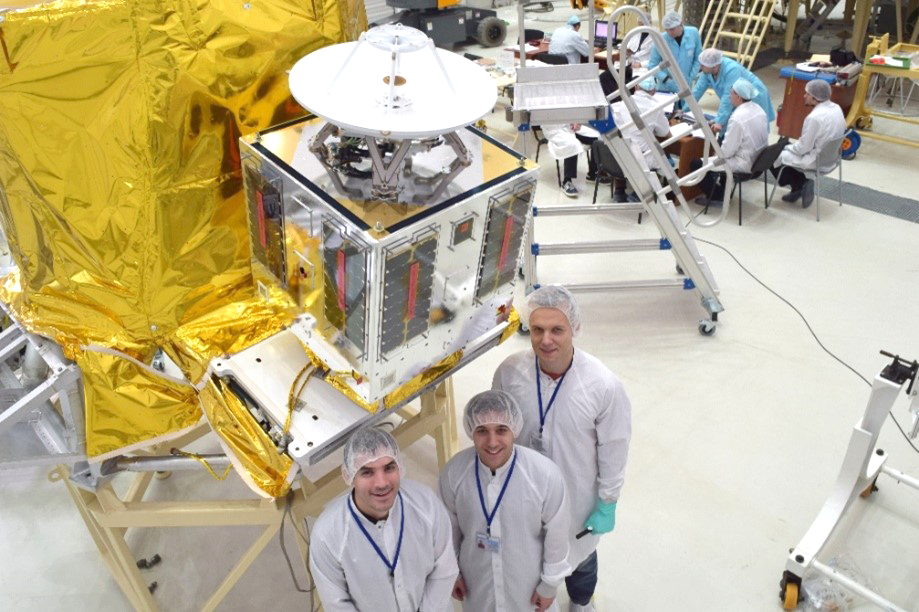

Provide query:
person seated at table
left=605, top=78, right=671, bottom=202
left=622, top=11, right=654, bottom=71
left=770, top=79, right=846, bottom=208
left=542, top=123, right=600, bottom=198
left=647, top=11, right=701, bottom=93
left=689, top=78, right=768, bottom=206
left=693, top=48, right=775, bottom=134
left=549, top=15, right=591, bottom=64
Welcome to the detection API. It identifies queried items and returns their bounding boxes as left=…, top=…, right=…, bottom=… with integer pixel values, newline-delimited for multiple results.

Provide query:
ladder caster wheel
left=517, top=324, right=530, bottom=336
left=675, top=264, right=684, bottom=275
left=782, top=581, right=799, bottom=610
left=698, top=319, right=716, bottom=336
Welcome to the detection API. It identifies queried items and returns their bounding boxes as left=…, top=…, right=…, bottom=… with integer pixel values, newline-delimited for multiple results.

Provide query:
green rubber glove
left=583, top=498, right=617, bottom=534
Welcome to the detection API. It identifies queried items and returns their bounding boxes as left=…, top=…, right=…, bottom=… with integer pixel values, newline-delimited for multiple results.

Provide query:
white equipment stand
left=780, top=351, right=919, bottom=611
left=512, top=4, right=731, bottom=335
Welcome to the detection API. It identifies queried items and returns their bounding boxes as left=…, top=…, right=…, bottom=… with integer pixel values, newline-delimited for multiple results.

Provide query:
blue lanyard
left=475, top=450, right=518, bottom=536
left=347, top=491, right=405, bottom=577
left=535, top=355, right=573, bottom=434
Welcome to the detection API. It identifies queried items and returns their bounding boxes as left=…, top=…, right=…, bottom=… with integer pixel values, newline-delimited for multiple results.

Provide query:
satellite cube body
left=240, top=116, right=537, bottom=406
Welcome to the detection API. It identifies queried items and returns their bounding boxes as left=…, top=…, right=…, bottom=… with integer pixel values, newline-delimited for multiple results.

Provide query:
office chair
left=768, top=135, right=845, bottom=221
left=534, top=52, right=568, bottom=65
left=523, top=28, right=544, bottom=42
left=705, top=138, right=787, bottom=226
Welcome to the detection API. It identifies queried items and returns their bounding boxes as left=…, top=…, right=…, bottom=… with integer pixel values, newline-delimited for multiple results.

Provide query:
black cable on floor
left=279, top=492, right=319, bottom=611
left=695, top=236, right=919, bottom=455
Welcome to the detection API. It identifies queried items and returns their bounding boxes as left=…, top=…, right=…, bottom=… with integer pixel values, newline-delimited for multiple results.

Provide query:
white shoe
left=570, top=602, right=595, bottom=612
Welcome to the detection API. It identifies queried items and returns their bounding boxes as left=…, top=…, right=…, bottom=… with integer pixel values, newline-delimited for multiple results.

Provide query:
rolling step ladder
left=700, top=0, right=778, bottom=69
left=511, top=4, right=732, bottom=334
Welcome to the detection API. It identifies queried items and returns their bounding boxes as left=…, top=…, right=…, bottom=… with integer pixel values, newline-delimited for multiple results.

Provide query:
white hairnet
left=463, top=390, right=524, bottom=438
left=567, top=14, right=580, bottom=26
left=522, top=285, right=581, bottom=335
left=805, top=78, right=831, bottom=102
left=732, top=78, right=756, bottom=101
left=661, top=11, right=682, bottom=29
left=341, top=427, right=403, bottom=486
left=638, top=77, right=656, bottom=92
left=699, top=48, right=723, bottom=68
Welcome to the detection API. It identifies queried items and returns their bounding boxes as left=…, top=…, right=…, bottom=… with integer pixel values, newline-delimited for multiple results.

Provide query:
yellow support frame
left=57, top=379, right=458, bottom=611
left=845, top=34, right=919, bottom=149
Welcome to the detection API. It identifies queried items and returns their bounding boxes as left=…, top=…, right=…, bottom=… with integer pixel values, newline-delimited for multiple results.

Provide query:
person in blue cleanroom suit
left=647, top=11, right=702, bottom=93
left=692, top=47, right=775, bottom=133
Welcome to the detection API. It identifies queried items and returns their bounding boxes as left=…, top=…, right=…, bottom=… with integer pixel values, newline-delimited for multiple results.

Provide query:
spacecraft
left=0, top=23, right=536, bottom=495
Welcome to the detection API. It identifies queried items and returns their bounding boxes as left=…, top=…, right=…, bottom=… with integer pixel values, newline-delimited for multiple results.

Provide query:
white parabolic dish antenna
left=289, top=25, right=498, bottom=139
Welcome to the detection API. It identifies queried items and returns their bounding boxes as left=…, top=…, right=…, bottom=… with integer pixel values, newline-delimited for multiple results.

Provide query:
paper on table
left=668, top=122, right=692, bottom=139
left=652, top=91, right=675, bottom=114
left=795, top=62, right=819, bottom=72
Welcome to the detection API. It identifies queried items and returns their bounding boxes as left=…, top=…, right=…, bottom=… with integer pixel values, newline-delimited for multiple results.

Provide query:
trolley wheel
left=841, top=129, right=860, bottom=160
left=475, top=16, right=506, bottom=47
left=517, top=323, right=530, bottom=336
left=782, top=581, right=799, bottom=610
left=698, top=319, right=716, bottom=336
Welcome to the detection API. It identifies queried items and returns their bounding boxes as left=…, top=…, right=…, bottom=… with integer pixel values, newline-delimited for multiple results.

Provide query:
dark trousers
left=690, top=158, right=727, bottom=200
left=563, top=133, right=599, bottom=182
left=771, top=165, right=807, bottom=191
left=566, top=551, right=598, bottom=605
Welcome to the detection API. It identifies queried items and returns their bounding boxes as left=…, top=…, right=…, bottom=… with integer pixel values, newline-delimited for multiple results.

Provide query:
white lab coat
left=611, top=90, right=670, bottom=171
left=438, top=446, right=571, bottom=612
left=548, top=25, right=591, bottom=65
left=720, top=100, right=768, bottom=174
left=777, top=100, right=846, bottom=173
left=310, top=479, right=459, bottom=612
left=625, top=32, right=653, bottom=68
left=542, top=124, right=583, bottom=161
left=493, top=348, right=632, bottom=567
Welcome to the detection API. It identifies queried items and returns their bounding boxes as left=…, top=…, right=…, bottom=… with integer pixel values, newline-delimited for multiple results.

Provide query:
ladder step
left=534, top=238, right=665, bottom=256
left=534, top=203, right=644, bottom=216
left=563, top=278, right=689, bottom=292
left=724, top=12, right=768, bottom=21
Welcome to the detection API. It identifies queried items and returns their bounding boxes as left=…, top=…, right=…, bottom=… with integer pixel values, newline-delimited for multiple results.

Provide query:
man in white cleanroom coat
left=310, top=428, right=458, bottom=611
left=439, top=390, right=571, bottom=612
left=493, top=285, right=632, bottom=612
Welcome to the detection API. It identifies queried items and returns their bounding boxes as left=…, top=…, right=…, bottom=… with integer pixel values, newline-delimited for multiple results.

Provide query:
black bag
left=830, top=48, right=857, bottom=66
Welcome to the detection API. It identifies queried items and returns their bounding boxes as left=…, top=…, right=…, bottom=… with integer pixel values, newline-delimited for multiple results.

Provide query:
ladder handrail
left=609, top=20, right=734, bottom=227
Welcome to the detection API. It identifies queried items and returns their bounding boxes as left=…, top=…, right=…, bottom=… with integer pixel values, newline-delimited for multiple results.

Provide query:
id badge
left=530, top=431, right=548, bottom=455
left=476, top=532, right=501, bottom=553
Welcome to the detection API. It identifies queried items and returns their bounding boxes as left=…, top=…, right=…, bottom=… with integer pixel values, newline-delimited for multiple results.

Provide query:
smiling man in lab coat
left=493, top=285, right=632, bottom=612
left=310, top=427, right=458, bottom=611
left=439, top=390, right=571, bottom=612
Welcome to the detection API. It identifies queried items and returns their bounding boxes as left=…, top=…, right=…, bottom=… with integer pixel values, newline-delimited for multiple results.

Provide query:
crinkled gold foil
left=500, top=307, right=521, bottom=342
left=198, top=378, right=293, bottom=499
left=78, top=350, right=201, bottom=458
left=0, top=0, right=365, bottom=493
left=296, top=341, right=379, bottom=413
left=383, top=350, right=464, bottom=410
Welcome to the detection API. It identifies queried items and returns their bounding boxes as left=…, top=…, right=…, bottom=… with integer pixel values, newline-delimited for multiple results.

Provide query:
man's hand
left=570, top=123, right=581, bottom=132
left=452, top=575, right=467, bottom=601
left=583, top=498, right=617, bottom=534
left=531, top=591, right=555, bottom=612
left=711, top=122, right=723, bottom=134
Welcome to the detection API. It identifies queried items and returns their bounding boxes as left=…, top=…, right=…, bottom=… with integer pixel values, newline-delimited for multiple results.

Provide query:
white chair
left=769, top=134, right=845, bottom=221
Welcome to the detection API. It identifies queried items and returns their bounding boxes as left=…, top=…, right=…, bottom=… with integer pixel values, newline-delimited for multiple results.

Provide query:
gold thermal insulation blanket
left=0, top=0, right=365, bottom=496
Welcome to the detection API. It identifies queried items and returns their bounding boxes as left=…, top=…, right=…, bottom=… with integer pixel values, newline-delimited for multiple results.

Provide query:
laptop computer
left=594, top=20, right=618, bottom=48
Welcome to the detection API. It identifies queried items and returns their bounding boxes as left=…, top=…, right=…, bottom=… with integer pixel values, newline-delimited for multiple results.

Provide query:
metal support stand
left=515, top=6, right=728, bottom=335
left=56, top=380, right=457, bottom=611
left=779, top=351, right=919, bottom=611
